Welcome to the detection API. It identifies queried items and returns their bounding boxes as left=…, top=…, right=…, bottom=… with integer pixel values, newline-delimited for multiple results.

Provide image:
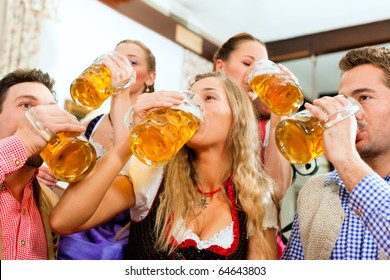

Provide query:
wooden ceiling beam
left=267, top=19, right=390, bottom=62
left=98, top=1, right=390, bottom=63
left=98, top=0, right=219, bottom=61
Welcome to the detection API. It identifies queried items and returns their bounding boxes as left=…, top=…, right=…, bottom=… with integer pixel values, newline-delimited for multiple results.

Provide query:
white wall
left=37, top=0, right=185, bottom=113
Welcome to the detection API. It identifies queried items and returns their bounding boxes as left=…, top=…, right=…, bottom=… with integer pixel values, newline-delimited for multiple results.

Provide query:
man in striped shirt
left=0, top=68, right=85, bottom=259
left=282, top=46, right=390, bottom=260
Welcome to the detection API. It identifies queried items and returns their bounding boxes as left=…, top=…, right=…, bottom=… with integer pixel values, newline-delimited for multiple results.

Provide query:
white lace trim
left=172, top=218, right=234, bottom=249
left=89, top=139, right=107, bottom=159
left=247, top=191, right=279, bottom=236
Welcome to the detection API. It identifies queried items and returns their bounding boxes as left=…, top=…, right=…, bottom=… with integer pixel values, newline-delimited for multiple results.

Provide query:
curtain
left=0, top=0, right=59, bottom=77
left=180, top=49, right=213, bottom=89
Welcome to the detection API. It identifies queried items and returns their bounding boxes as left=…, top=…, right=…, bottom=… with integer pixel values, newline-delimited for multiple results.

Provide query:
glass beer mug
left=275, top=97, right=360, bottom=165
left=125, top=90, right=203, bottom=166
left=248, top=59, right=304, bottom=116
left=25, top=108, right=97, bottom=183
left=70, top=51, right=136, bottom=110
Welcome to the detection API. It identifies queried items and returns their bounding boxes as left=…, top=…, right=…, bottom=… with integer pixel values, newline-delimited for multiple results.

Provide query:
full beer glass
left=70, top=51, right=136, bottom=110
left=275, top=97, right=360, bottom=165
left=25, top=108, right=97, bottom=182
left=126, top=90, right=203, bottom=166
left=248, top=59, right=304, bottom=116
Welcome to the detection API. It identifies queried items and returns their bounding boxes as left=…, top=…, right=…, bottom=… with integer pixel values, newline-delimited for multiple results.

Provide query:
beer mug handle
left=113, top=71, right=136, bottom=94
left=25, top=108, right=60, bottom=144
left=105, top=51, right=137, bottom=95
left=178, top=90, right=204, bottom=122
left=124, top=106, right=136, bottom=130
left=319, top=96, right=360, bottom=129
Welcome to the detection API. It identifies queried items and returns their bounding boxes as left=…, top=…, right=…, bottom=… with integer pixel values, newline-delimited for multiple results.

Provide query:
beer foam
left=172, top=97, right=203, bottom=122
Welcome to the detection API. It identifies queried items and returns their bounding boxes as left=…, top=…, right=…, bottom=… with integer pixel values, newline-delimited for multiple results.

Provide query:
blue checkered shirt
left=281, top=171, right=390, bottom=259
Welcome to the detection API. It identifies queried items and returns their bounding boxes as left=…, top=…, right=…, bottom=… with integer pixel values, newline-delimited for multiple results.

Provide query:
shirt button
left=20, top=240, right=25, bottom=246
left=355, top=209, right=361, bottom=216
left=1, top=185, right=6, bottom=190
left=14, top=158, right=21, bottom=166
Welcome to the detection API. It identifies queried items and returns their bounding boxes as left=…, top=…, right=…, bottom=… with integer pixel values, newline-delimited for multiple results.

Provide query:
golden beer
left=70, top=63, right=113, bottom=110
left=249, top=59, right=304, bottom=116
left=128, top=90, right=203, bottom=166
left=40, top=132, right=97, bottom=182
left=129, top=108, right=201, bottom=166
left=275, top=110, right=324, bottom=165
left=275, top=96, right=361, bottom=165
left=70, top=51, right=136, bottom=110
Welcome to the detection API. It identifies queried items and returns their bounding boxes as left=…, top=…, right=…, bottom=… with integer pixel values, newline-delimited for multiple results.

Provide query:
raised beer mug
left=275, top=96, right=360, bottom=165
left=248, top=59, right=304, bottom=116
left=70, top=51, right=136, bottom=110
left=25, top=108, right=97, bottom=183
left=125, top=90, right=204, bottom=166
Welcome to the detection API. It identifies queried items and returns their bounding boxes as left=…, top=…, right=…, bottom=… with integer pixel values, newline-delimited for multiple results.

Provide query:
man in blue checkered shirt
left=282, top=46, right=390, bottom=260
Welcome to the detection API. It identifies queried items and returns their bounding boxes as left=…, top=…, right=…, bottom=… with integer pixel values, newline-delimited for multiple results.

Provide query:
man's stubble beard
left=25, top=154, right=44, bottom=168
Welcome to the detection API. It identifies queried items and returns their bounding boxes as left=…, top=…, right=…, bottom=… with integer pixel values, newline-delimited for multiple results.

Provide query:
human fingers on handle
left=103, top=54, right=135, bottom=88
left=136, top=90, right=184, bottom=108
left=33, top=105, right=85, bottom=134
left=310, top=96, right=346, bottom=117
left=37, top=165, right=58, bottom=186
left=278, top=64, right=299, bottom=83
left=15, top=116, right=52, bottom=157
left=334, top=95, right=356, bottom=107
left=17, top=106, right=85, bottom=157
left=319, top=97, right=358, bottom=163
left=132, top=90, right=185, bottom=123
left=304, top=102, right=328, bottom=120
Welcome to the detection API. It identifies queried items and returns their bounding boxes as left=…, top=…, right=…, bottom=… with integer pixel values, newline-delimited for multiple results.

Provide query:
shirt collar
left=324, top=170, right=344, bottom=189
left=324, top=169, right=390, bottom=189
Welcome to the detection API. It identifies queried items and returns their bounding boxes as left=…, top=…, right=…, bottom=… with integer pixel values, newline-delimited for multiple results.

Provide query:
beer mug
left=275, top=97, right=360, bottom=165
left=70, top=51, right=136, bottom=110
left=25, top=108, right=97, bottom=183
left=248, top=59, right=304, bottom=116
left=125, top=90, right=203, bottom=166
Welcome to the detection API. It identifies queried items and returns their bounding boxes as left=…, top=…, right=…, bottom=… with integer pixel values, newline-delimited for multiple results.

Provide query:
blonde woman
left=50, top=72, right=279, bottom=259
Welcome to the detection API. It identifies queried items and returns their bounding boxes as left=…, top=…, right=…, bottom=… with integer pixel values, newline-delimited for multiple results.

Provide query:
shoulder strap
left=85, top=114, right=104, bottom=139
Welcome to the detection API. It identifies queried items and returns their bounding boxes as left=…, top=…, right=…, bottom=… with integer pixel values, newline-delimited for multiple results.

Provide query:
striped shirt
left=0, top=136, right=48, bottom=259
left=282, top=171, right=390, bottom=259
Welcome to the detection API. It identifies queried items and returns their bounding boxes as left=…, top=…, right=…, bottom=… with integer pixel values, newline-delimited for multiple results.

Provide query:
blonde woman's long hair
left=155, top=71, right=277, bottom=258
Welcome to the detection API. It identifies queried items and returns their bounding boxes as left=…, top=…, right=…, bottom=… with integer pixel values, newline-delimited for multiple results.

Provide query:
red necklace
left=197, top=184, right=228, bottom=209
